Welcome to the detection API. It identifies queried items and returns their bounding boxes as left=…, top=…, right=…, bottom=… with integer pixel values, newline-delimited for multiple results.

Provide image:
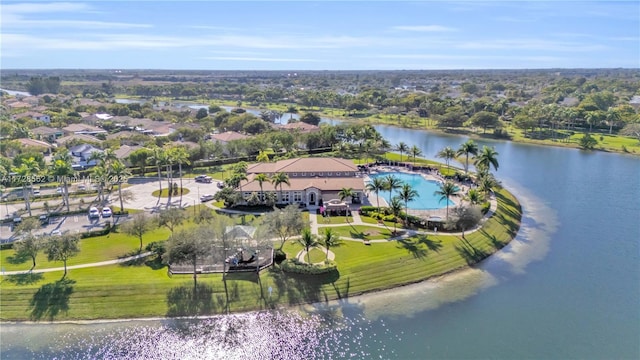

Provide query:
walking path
left=1, top=252, right=154, bottom=276
left=296, top=245, right=335, bottom=265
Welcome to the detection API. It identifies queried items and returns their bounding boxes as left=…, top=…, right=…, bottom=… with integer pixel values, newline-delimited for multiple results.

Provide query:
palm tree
left=457, top=140, right=479, bottom=174
left=398, top=184, right=418, bottom=226
left=13, top=157, right=40, bottom=217
left=254, top=173, right=270, bottom=203
left=322, top=228, right=340, bottom=259
left=434, top=181, right=459, bottom=221
left=465, top=188, right=483, bottom=205
left=384, top=174, right=403, bottom=209
left=395, top=142, right=409, bottom=164
left=169, top=146, right=190, bottom=207
left=478, top=174, right=498, bottom=199
left=474, top=146, right=499, bottom=173
left=409, top=145, right=423, bottom=168
left=437, top=146, right=456, bottom=171
left=365, top=177, right=386, bottom=213
left=605, top=108, right=620, bottom=135
left=148, top=147, right=166, bottom=201
left=110, top=160, right=131, bottom=212
left=298, top=228, right=318, bottom=263
left=338, top=187, right=354, bottom=221
left=388, top=196, right=404, bottom=234
left=50, top=153, right=74, bottom=212
left=271, top=172, right=290, bottom=204
left=91, top=164, right=109, bottom=203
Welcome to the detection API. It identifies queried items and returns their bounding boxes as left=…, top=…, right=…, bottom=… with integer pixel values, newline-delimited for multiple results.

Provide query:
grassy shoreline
left=0, top=185, right=521, bottom=322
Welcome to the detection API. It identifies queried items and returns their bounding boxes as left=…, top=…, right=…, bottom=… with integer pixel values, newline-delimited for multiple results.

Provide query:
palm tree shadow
left=29, top=278, right=76, bottom=321
left=417, top=234, right=443, bottom=252
left=455, top=237, right=488, bottom=265
left=6, top=272, right=44, bottom=286
left=396, top=238, right=428, bottom=259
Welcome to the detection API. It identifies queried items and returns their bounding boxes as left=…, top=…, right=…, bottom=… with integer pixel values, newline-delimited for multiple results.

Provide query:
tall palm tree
left=338, top=187, right=354, bottom=221
left=13, top=157, right=40, bottom=217
left=298, top=228, right=318, bottom=263
left=271, top=172, right=290, bottom=204
left=437, top=146, right=456, bottom=171
left=365, top=177, right=386, bottom=213
left=254, top=173, right=270, bottom=203
left=169, top=146, right=190, bottom=207
left=457, top=140, right=479, bottom=174
left=110, top=160, right=131, bottom=212
left=148, top=147, right=166, bottom=201
left=395, top=142, right=409, bottom=164
left=434, top=181, right=459, bottom=221
left=409, top=145, right=423, bottom=168
left=388, top=196, right=404, bottom=234
left=398, top=183, right=418, bottom=226
left=50, top=154, right=74, bottom=212
left=384, top=174, right=403, bottom=209
left=478, top=174, right=498, bottom=199
left=474, top=146, right=499, bottom=173
left=91, top=164, right=109, bottom=203
left=322, top=228, right=340, bottom=259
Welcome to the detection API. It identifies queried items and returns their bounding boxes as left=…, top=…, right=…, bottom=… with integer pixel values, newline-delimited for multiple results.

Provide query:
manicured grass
left=306, top=247, right=327, bottom=263
left=331, top=224, right=395, bottom=240
left=151, top=188, right=190, bottom=198
left=317, top=215, right=352, bottom=225
left=0, top=187, right=521, bottom=321
left=360, top=215, right=400, bottom=228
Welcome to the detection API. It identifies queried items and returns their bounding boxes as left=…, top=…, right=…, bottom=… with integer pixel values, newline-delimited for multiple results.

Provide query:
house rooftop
left=15, top=138, right=53, bottom=149
left=211, top=131, right=250, bottom=142
left=247, top=157, right=358, bottom=174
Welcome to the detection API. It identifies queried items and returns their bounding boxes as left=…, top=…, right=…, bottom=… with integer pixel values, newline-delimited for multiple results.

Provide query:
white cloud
left=392, top=25, right=457, bottom=32
left=378, top=54, right=561, bottom=62
left=455, top=39, right=608, bottom=52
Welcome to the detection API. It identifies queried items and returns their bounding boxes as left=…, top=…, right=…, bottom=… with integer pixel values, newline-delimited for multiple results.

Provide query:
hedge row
left=280, top=258, right=337, bottom=274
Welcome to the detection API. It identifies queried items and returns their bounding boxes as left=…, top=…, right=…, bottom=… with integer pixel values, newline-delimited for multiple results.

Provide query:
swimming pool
left=368, top=172, right=455, bottom=210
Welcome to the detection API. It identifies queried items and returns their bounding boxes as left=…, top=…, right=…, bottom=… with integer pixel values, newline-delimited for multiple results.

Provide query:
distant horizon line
left=2, top=67, right=639, bottom=72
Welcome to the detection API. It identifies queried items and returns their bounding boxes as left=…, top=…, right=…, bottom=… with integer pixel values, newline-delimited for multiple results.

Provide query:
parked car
left=51, top=229, right=62, bottom=236
left=39, top=214, right=49, bottom=224
left=78, top=184, right=87, bottom=190
left=12, top=215, right=23, bottom=224
left=200, top=194, right=215, bottom=202
left=217, top=181, right=225, bottom=189
left=195, top=175, right=213, bottom=183
left=89, top=206, right=100, bottom=219
left=32, top=188, right=41, bottom=196
left=102, top=207, right=112, bottom=218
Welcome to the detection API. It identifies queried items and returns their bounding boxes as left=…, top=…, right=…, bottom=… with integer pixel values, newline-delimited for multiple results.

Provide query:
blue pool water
left=369, top=172, right=455, bottom=210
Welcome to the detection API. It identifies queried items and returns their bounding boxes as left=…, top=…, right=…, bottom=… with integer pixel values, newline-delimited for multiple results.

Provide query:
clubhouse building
left=236, top=157, right=365, bottom=208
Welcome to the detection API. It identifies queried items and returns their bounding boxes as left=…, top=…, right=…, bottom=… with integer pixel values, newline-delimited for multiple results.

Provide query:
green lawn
left=317, top=215, right=353, bottom=225
left=331, top=224, right=395, bottom=240
left=306, top=247, right=327, bottom=263
left=0, top=187, right=521, bottom=321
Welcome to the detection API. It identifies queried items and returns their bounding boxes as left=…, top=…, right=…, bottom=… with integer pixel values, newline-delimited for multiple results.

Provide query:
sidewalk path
left=1, top=252, right=154, bottom=276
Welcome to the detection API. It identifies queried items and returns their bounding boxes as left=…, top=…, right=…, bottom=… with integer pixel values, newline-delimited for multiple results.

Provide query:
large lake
left=2, top=124, right=639, bottom=359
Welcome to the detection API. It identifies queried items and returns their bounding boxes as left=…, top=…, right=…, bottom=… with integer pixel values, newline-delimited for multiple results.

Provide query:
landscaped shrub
left=273, top=248, right=287, bottom=263
left=481, top=201, right=491, bottom=214
left=280, top=258, right=337, bottom=274
left=146, top=240, right=167, bottom=258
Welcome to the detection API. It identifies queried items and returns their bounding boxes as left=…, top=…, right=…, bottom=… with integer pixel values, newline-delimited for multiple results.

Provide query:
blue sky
left=1, top=1, right=638, bottom=70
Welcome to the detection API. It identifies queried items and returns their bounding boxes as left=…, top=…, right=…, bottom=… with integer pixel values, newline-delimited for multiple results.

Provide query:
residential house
left=69, top=144, right=103, bottom=169
left=15, top=138, right=54, bottom=154
left=210, top=131, right=250, bottom=145
left=12, top=111, right=51, bottom=123
left=114, top=145, right=142, bottom=166
left=236, top=157, right=364, bottom=208
left=277, top=122, right=320, bottom=133
left=62, top=123, right=107, bottom=136
left=32, top=126, right=63, bottom=142
left=56, top=134, right=103, bottom=146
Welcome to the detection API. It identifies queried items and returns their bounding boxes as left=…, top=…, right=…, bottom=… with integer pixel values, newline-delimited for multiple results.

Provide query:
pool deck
left=364, top=165, right=472, bottom=220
